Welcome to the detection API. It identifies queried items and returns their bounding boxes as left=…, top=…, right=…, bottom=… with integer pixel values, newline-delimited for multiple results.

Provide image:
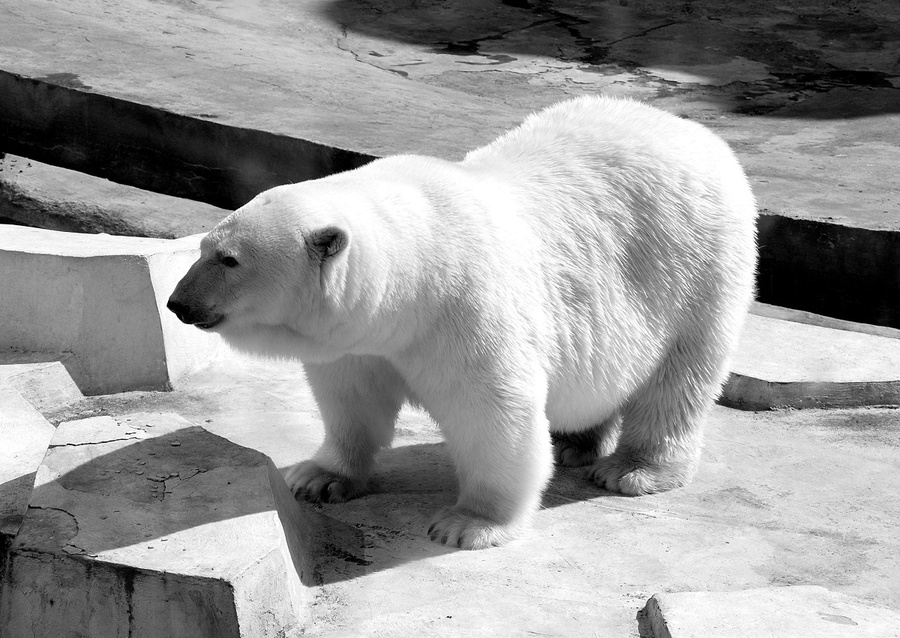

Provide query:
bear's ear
left=306, top=225, right=348, bottom=262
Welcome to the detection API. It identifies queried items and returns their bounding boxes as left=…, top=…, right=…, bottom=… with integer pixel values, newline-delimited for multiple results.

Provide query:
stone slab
left=0, top=412, right=318, bottom=638
left=0, top=384, right=54, bottom=554
left=639, top=586, right=900, bottom=638
left=0, top=153, right=229, bottom=238
left=0, top=351, right=83, bottom=413
left=0, top=226, right=222, bottom=395
left=721, top=312, right=900, bottom=410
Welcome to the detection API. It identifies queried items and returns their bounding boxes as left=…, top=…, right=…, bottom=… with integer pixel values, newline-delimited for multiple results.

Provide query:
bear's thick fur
left=169, top=96, right=757, bottom=550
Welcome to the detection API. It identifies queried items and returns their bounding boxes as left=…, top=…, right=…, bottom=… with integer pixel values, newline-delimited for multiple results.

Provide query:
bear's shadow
left=9, top=430, right=613, bottom=589
left=306, top=441, right=611, bottom=584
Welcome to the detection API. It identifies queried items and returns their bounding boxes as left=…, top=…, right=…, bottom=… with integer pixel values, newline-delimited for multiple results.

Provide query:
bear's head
left=167, top=184, right=350, bottom=353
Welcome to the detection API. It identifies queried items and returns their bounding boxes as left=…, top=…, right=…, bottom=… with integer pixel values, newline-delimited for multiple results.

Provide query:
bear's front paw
left=426, top=507, right=517, bottom=550
left=588, top=453, right=693, bottom=496
left=283, top=461, right=366, bottom=503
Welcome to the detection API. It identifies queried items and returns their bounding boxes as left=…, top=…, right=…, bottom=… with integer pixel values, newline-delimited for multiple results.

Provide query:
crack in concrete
left=336, top=23, right=412, bottom=79
left=49, top=435, right=142, bottom=448
left=26, top=504, right=97, bottom=555
left=147, top=467, right=209, bottom=501
left=432, top=15, right=560, bottom=54
left=603, top=21, right=681, bottom=47
left=27, top=504, right=79, bottom=536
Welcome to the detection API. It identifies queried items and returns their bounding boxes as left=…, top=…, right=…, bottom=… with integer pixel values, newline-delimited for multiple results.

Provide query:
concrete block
left=721, top=313, right=900, bottom=410
left=638, top=586, right=900, bottom=638
left=0, top=350, right=82, bottom=412
left=0, top=226, right=222, bottom=395
left=0, top=412, right=318, bottom=638
left=0, top=385, right=54, bottom=555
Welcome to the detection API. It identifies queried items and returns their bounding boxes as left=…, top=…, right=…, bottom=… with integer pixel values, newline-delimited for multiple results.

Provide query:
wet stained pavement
left=326, top=0, right=900, bottom=119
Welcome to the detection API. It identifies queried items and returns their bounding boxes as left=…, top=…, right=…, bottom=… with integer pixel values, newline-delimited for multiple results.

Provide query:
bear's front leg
left=284, top=355, right=407, bottom=503
left=423, top=373, right=554, bottom=550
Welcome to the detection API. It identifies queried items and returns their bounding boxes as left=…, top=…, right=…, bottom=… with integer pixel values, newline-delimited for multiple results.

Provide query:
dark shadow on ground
left=321, top=0, right=900, bottom=118
left=302, top=440, right=616, bottom=583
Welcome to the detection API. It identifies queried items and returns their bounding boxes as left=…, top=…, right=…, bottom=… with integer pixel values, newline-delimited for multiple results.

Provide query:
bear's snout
left=166, top=298, right=194, bottom=323
left=167, top=295, right=224, bottom=330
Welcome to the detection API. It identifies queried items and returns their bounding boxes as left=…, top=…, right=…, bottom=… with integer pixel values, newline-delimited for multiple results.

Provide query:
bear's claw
left=426, top=506, right=516, bottom=550
left=283, top=461, right=365, bottom=503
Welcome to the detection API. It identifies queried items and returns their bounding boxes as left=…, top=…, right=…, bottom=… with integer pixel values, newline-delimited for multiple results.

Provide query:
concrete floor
left=0, top=0, right=898, bottom=230
left=41, top=353, right=900, bottom=637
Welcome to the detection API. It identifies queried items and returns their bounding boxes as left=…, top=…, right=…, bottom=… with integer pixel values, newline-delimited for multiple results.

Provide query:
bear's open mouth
left=194, top=315, right=225, bottom=330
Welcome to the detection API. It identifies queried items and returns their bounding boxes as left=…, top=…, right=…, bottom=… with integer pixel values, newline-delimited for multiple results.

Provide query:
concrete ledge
left=0, top=412, right=317, bottom=637
left=758, top=214, right=900, bottom=330
left=0, top=71, right=375, bottom=210
left=0, top=153, right=229, bottom=238
left=720, top=313, right=900, bottom=410
left=638, top=586, right=900, bottom=638
left=0, top=226, right=222, bottom=395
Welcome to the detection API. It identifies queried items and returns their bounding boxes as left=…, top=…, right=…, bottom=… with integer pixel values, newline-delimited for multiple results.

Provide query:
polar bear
left=168, top=96, right=757, bottom=550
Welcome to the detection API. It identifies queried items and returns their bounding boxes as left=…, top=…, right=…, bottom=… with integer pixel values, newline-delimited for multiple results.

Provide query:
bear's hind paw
left=552, top=431, right=599, bottom=467
left=427, top=507, right=517, bottom=550
left=283, top=461, right=366, bottom=503
left=588, top=453, right=694, bottom=496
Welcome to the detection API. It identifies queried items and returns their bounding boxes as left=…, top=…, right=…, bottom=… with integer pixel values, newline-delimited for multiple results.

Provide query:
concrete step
left=639, top=586, right=900, bottom=638
left=0, top=411, right=321, bottom=638
left=0, top=154, right=229, bottom=238
left=0, top=384, right=55, bottom=557
left=0, top=226, right=222, bottom=395
left=721, top=309, right=900, bottom=410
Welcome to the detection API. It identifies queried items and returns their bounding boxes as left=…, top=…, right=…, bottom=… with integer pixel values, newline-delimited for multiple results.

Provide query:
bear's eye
left=221, top=256, right=239, bottom=268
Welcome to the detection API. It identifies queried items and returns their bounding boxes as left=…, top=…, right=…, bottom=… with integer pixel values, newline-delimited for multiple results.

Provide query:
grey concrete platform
left=639, top=585, right=900, bottom=638
left=30, top=351, right=900, bottom=637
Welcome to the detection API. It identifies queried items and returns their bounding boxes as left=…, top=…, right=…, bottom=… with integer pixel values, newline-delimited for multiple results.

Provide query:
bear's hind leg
left=589, top=333, right=729, bottom=496
left=552, top=413, right=621, bottom=467
left=285, top=355, right=406, bottom=503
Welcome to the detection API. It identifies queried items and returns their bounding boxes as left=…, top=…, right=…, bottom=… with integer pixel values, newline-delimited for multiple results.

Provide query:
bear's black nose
left=167, top=299, right=191, bottom=323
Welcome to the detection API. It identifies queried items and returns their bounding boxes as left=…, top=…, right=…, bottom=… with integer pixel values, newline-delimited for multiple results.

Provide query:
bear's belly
left=543, top=376, right=622, bottom=433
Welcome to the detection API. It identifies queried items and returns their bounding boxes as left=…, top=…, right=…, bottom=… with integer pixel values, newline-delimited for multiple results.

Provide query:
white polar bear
left=168, top=96, right=757, bottom=550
